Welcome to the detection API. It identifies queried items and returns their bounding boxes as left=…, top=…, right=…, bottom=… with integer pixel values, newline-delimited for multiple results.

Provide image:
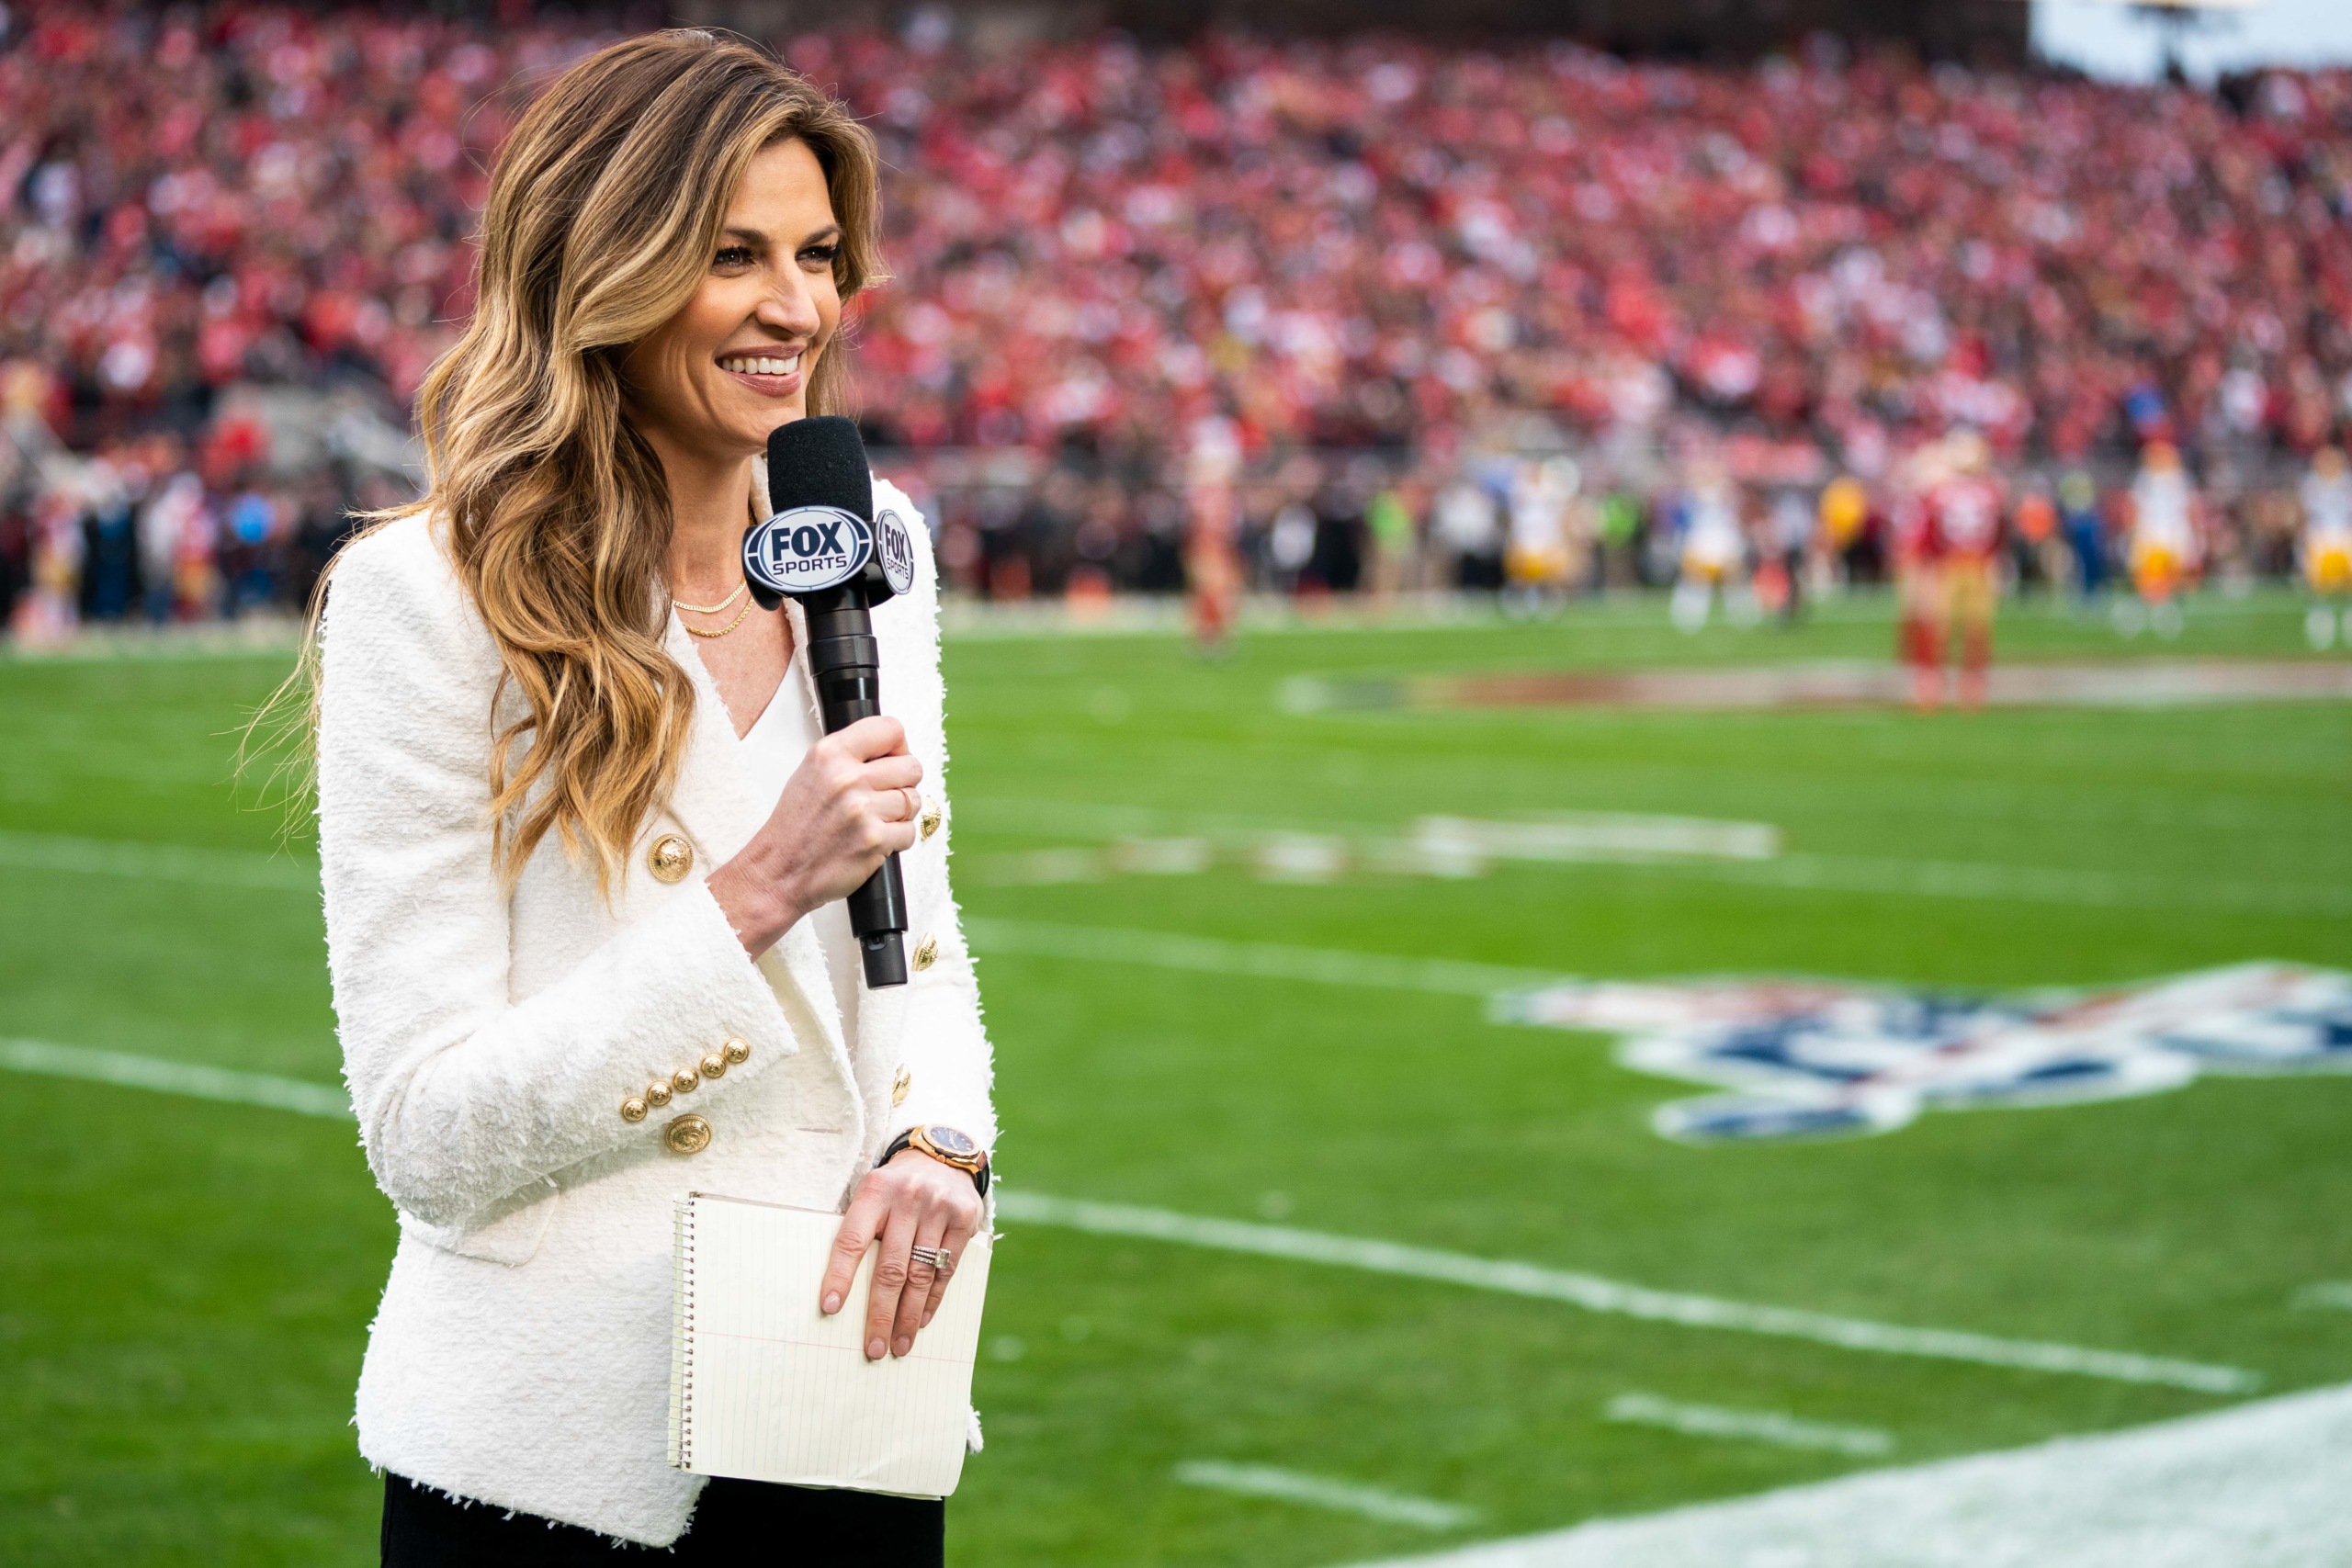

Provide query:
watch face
left=926, top=1125, right=977, bottom=1158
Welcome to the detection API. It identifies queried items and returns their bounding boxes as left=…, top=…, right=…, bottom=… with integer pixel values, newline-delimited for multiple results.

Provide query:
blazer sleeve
left=316, top=521, right=796, bottom=1233
left=869, top=480, right=998, bottom=1159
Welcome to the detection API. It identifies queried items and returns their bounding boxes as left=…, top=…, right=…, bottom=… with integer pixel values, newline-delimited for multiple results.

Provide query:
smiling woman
left=272, top=29, right=996, bottom=1568
left=621, top=136, right=854, bottom=730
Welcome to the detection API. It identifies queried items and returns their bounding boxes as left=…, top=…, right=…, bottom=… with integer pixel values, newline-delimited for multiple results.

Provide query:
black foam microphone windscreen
left=766, top=415, right=873, bottom=522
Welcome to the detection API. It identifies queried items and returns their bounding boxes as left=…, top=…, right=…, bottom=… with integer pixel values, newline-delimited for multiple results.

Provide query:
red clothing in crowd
left=7, top=7, right=2352, bottom=468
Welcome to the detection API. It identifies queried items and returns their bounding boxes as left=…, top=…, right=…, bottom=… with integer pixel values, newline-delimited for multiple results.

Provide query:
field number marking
left=1172, top=1461, right=1477, bottom=1530
left=1604, top=1392, right=1893, bottom=1456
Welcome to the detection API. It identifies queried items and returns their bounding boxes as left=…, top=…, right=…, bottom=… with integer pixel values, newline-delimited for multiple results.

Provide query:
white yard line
left=0, top=830, right=319, bottom=892
left=1173, top=1461, right=1477, bottom=1530
left=0, top=1039, right=2259, bottom=1395
left=963, top=918, right=1559, bottom=996
left=1603, top=1392, right=1893, bottom=1456
left=1340, top=1380, right=2352, bottom=1568
left=0, top=1037, right=351, bottom=1118
left=994, top=1193, right=2256, bottom=1394
left=2290, top=1281, right=2352, bottom=1311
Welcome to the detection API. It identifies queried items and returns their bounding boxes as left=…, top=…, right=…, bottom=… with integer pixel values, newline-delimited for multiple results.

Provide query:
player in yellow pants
left=1940, top=554, right=1998, bottom=708
left=2301, top=446, right=2352, bottom=650
left=2125, top=441, right=2197, bottom=639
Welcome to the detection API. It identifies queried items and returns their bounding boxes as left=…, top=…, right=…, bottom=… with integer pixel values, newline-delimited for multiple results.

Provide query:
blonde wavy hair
left=259, top=30, right=886, bottom=891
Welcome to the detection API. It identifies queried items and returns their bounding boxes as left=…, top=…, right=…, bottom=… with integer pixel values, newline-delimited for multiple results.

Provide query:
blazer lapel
left=661, top=610, right=851, bottom=1073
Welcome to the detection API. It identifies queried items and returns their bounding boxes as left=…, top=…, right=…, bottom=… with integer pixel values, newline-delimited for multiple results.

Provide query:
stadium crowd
left=6, top=3, right=2352, bottom=630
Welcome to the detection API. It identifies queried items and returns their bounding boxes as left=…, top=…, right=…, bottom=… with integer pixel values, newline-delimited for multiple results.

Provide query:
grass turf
left=1, top=588, right=2347, bottom=1565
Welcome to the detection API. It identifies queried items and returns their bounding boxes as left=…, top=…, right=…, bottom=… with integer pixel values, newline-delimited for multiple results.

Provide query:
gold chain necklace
left=676, top=498, right=765, bottom=639
left=682, top=593, right=755, bottom=639
left=671, top=581, right=747, bottom=616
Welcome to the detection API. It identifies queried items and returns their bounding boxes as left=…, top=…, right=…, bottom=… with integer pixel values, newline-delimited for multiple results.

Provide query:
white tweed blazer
left=315, top=474, right=993, bottom=1547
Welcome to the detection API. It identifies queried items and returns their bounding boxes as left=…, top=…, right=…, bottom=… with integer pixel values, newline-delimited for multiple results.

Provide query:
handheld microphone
left=744, top=417, right=921, bottom=988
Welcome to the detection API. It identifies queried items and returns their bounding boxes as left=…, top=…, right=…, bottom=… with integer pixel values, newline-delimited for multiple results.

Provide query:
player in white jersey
left=2124, top=441, right=2198, bottom=638
left=1505, top=456, right=1579, bottom=613
left=2300, top=446, right=2352, bottom=649
left=1670, top=463, right=1752, bottom=632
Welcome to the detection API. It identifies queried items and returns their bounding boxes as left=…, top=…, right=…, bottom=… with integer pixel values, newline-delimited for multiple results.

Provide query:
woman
left=306, top=32, right=993, bottom=1562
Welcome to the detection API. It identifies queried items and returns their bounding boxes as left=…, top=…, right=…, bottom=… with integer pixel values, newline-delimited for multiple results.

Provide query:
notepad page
left=670, top=1193, right=992, bottom=1499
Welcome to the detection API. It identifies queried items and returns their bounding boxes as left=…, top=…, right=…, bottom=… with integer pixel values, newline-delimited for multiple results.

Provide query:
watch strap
left=877, top=1127, right=990, bottom=1196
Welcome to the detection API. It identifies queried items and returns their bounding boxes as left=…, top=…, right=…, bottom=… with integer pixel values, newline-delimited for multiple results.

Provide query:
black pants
left=381, top=1472, right=945, bottom=1565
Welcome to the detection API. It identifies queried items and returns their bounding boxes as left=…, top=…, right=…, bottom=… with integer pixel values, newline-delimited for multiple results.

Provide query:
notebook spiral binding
left=669, top=1194, right=698, bottom=1472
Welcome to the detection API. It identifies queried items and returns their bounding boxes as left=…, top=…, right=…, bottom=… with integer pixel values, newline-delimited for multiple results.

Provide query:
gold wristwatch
left=880, top=1124, right=990, bottom=1196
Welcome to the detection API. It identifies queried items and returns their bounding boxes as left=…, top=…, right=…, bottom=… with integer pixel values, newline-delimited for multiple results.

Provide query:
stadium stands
left=4, top=6, right=2351, bottom=618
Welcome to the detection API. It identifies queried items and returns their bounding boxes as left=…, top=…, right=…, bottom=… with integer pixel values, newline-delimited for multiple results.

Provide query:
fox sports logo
left=744, top=504, right=873, bottom=596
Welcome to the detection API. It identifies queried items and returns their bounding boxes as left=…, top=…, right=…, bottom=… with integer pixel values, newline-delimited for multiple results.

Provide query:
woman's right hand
left=706, top=715, right=922, bottom=957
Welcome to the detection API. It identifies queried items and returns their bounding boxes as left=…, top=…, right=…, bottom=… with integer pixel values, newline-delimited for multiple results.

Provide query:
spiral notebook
left=669, top=1191, right=993, bottom=1499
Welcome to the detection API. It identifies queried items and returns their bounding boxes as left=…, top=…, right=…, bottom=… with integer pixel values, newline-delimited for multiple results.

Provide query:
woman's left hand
left=820, top=1149, right=987, bottom=1360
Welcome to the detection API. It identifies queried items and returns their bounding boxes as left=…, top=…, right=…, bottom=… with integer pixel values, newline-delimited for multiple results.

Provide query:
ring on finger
left=909, top=1245, right=954, bottom=1270
left=899, top=785, right=920, bottom=822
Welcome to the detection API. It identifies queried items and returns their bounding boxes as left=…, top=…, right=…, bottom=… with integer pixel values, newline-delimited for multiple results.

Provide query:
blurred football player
left=1505, top=456, right=1578, bottom=615
left=1183, top=416, right=1244, bottom=654
left=2125, top=441, right=2197, bottom=638
left=1924, top=432, right=2005, bottom=709
left=2299, top=446, right=2352, bottom=649
left=1889, top=441, right=1949, bottom=708
left=1670, top=460, right=1751, bottom=633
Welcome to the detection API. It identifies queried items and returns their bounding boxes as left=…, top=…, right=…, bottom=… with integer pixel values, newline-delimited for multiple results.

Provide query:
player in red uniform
left=1905, top=433, right=2005, bottom=710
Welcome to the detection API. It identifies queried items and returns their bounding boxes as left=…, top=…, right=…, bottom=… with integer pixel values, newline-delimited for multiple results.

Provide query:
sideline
left=1339, top=1380, right=2352, bottom=1568
left=0, top=1036, right=2256, bottom=1395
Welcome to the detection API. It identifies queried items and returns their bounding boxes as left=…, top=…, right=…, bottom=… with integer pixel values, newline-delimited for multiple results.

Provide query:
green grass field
left=3, top=590, right=2348, bottom=1566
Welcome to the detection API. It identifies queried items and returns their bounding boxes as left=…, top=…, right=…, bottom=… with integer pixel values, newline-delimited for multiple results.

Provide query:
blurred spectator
left=138, top=468, right=208, bottom=620
left=2058, top=468, right=2106, bottom=601
left=74, top=452, right=138, bottom=620
left=1589, top=484, right=1639, bottom=588
left=1431, top=471, right=1504, bottom=591
left=1759, top=486, right=1814, bottom=621
left=220, top=487, right=279, bottom=614
left=2010, top=480, right=2059, bottom=592
left=1363, top=479, right=1417, bottom=602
